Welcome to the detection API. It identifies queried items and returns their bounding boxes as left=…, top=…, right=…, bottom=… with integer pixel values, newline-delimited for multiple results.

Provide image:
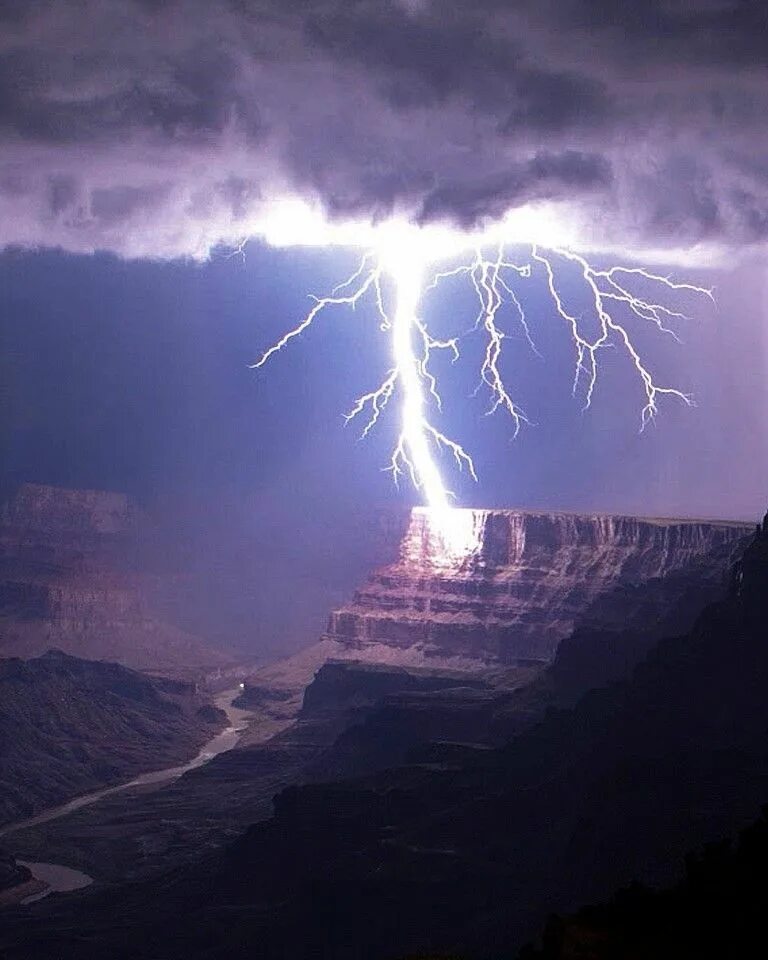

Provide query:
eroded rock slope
left=0, top=650, right=225, bottom=827
left=324, top=507, right=750, bottom=663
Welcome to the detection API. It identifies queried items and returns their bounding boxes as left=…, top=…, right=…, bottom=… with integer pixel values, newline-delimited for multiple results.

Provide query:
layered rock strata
left=0, top=484, right=233, bottom=678
left=324, top=507, right=751, bottom=663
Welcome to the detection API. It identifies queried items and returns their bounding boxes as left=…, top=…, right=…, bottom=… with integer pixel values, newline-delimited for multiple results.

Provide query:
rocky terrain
left=521, top=804, right=768, bottom=960
left=0, top=483, right=235, bottom=679
left=0, top=650, right=226, bottom=827
left=0, top=506, right=760, bottom=959
left=6, top=504, right=744, bottom=888
left=0, top=659, right=529, bottom=883
left=75, top=579, right=693, bottom=889
left=186, top=512, right=768, bottom=960
left=2, top=511, right=765, bottom=958
left=0, top=852, right=34, bottom=896
left=237, top=507, right=750, bottom=715
left=321, top=508, right=750, bottom=663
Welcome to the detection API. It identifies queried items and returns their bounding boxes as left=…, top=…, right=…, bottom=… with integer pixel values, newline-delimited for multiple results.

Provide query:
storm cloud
left=0, top=0, right=767, bottom=256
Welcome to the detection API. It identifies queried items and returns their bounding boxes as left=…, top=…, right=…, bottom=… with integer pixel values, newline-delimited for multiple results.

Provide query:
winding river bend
left=2, top=688, right=251, bottom=904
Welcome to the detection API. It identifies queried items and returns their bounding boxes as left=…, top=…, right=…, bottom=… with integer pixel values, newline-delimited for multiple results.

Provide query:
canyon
left=0, top=496, right=759, bottom=959
left=238, top=506, right=750, bottom=717
left=0, top=650, right=227, bottom=827
left=4, top=511, right=764, bottom=959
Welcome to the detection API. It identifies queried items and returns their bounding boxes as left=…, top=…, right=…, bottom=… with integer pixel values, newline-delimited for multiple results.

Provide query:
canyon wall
left=0, top=484, right=233, bottom=679
left=324, top=507, right=751, bottom=664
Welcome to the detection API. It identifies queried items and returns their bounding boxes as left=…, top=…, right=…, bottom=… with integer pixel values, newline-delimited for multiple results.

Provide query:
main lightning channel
left=387, top=249, right=449, bottom=512
left=251, top=228, right=712, bottom=550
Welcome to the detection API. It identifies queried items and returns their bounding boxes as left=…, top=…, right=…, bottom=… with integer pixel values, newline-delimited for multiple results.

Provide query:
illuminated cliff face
left=396, top=507, right=486, bottom=570
left=324, top=508, right=752, bottom=664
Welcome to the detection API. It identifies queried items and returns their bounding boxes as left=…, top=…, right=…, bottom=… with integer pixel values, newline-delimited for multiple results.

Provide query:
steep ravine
left=0, top=686, right=250, bottom=905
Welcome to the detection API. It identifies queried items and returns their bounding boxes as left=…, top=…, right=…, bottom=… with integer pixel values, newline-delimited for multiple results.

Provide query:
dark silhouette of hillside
left=520, top=805, right=768, bottom=960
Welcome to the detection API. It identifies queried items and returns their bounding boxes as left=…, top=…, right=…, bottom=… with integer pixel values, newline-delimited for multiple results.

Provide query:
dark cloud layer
left=0, top=0, right=766, bottom=256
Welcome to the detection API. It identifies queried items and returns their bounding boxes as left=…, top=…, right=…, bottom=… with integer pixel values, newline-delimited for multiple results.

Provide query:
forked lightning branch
left=252, top=226, right=712, bottom=520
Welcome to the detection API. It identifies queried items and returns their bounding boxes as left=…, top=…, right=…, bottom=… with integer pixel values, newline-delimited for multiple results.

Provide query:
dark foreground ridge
left=521, top=804, right=768, bottom=960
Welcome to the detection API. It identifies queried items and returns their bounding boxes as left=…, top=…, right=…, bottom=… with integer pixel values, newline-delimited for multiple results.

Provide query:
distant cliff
left=0, top=483, right=142, bottom=539
left=0, top=484, right=234, bottom=679
left=324, top=507, right=751, bottom=663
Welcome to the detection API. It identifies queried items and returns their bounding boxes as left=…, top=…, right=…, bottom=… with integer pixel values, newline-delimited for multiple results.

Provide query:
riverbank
left=0, top=689, right=252, bottom=906
left=19, top=861, right=93, bottom=905
left=0, top=688, right=250, bottom=843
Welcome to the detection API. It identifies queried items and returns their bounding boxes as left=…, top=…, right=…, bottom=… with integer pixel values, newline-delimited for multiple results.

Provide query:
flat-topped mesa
left=0, top=483, right=140, bottom=535
left=324, top=508, right=752, bottom=665
left=0, top=484, right=233, bottom=679
left=0, top=483, right=144, bottom=574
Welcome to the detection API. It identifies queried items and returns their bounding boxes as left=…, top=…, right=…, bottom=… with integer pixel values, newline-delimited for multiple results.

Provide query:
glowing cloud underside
left=252, top=222, right=712, bottom=548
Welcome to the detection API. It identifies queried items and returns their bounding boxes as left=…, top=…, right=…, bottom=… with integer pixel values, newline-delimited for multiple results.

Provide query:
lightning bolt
left=252, top=229, right=712, bottom=528
left=531, top=246, right=711, bottom=426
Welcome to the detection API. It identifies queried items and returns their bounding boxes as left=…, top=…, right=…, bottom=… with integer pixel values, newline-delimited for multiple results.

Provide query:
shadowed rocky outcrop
left=520, top=804, right=768, bottom=960
left=0, top=851, right=31, bottom=894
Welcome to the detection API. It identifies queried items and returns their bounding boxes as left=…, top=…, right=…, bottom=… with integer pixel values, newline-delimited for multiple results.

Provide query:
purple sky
left=2, top=241, right=766, bottom=522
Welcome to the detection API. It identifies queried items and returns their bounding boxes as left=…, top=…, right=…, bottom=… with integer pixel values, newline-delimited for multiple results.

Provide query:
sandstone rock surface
left=324, top=507, right=751, bottom=663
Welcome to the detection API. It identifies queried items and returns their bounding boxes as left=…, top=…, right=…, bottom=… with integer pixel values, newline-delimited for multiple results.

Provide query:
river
left=2, top=687, right=251, bottom=905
